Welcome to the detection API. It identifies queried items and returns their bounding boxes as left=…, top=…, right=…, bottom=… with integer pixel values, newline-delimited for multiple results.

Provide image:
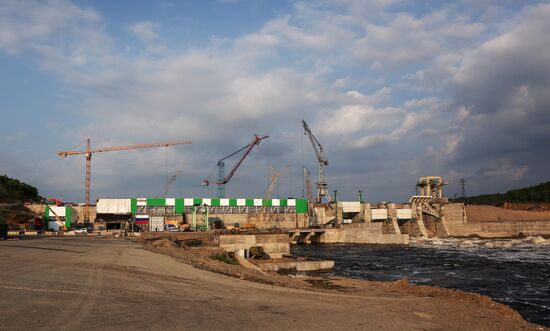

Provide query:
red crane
left=202, top=134, right=268, bottom=198
left=58, top=138, right=192, bottom=221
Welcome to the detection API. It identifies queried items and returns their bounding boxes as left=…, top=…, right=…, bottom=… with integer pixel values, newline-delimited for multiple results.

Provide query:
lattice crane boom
left=260, top=165, right=288, bottom=215
left=202, top=134, right=268, bottom=198
left=301, top=120, right=331, bottom=204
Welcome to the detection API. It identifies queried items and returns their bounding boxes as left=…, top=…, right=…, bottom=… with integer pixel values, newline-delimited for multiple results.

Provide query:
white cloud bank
left=1, top=0, right=550, bottom=201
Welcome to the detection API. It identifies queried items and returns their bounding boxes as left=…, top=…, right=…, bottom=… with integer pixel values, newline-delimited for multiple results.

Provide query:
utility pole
left=460, top=178, right=466, bottom=198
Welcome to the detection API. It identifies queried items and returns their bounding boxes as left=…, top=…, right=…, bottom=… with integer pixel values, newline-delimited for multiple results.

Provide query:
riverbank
left=293, top=238, right=550, bottom=328
left=139, top=235, right=544, bottom=330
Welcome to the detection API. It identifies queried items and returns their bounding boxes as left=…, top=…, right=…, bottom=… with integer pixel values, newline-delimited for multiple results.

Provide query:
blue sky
left=1, top=0, right=550, bottom=203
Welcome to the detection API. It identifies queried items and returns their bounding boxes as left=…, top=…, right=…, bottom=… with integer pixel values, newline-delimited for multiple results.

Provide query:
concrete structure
left=442, top=203, right=550, bottom=238
left=218, top=233, right=290, bottom=258
left=254, top=258, right=334, bottom=273
left=416, top=176, right=447, bottom=199
left=319, top=223, right=409, bottom=244
left=290, top=223, right=410, bottom=245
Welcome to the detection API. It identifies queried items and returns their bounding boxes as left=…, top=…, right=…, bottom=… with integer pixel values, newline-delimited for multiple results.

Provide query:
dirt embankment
left=504, top=202, right=550, bottom=211
left=466, top=205, right=550, bottom=222
left=138, top=234, right=540, bottom=330
left=139, top=234, right=311, bottom=290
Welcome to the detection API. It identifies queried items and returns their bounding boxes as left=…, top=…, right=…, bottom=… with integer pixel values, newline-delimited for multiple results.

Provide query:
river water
left=291, top=237, right=550, bottom=327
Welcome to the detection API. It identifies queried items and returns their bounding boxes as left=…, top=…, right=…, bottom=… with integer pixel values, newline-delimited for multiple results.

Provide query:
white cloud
left=482, top=163, right=529, bottom=181
left=126, top=21, right=159, bottom=42
left=4, top=131, right=30, bottom=142
left=351, top=110, right=430, bottom=149
left=2, top=0, right=550, bottom=200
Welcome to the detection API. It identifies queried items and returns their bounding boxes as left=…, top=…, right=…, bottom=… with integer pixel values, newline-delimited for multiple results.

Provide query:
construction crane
left=303, top=167, right=313, bottom=203
left=248, top=165, right=288, bottom=228
left=202, top=134, right=268, bottom=198
left=301, top=120, right=331, bottom=204
left=58, top=138, right=192, bottom=221
left=160, top=170, right=182, bottom=198
left=261, top=166, right=289, bottom=212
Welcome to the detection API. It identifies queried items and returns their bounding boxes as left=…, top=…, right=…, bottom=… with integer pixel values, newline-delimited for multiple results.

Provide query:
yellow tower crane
left=58, top=138, right=192, bottom=221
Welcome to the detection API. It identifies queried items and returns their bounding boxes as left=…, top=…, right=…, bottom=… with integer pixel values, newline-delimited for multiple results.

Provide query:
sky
left=1, top=0, right=549, bottom=203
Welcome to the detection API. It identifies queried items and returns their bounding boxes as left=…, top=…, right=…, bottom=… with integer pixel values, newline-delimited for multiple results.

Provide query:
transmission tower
left=460, top=178, right=466, bottom=198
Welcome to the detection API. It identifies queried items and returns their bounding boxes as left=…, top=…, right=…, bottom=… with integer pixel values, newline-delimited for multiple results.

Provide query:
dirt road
left=0, top=237, right=539, bottom=330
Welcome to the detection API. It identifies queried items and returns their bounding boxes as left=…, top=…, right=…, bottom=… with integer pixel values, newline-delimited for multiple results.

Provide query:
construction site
left=4, top=120, right=549, bottom=331
left=13, top=120, right=550, bottom=249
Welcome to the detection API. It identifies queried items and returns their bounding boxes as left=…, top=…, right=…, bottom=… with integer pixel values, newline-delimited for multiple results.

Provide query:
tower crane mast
left=58, top=138, right=192, bottom=221
left=301, top=120, right=331, bottom=204
left=303, top=167, right=313, bottom=203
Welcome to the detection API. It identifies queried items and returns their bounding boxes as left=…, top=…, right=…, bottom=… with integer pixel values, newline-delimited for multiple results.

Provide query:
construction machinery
left=260, top=166, right=288, bottom=214
left=301, top=120, right=331, bottom=204
left=47, top=197, right=63, bottom=205
left=45, top=204, right=67, bottom=231
left=243, top=165, right=288, bottom=230
left=202, top=134, right=268, bottom=198
left=58, top=138, right=192, bottom=221
left=160, top=170, right=182, bottom=198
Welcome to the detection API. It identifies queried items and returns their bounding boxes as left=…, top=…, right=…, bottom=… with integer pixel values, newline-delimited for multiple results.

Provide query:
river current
left=291, top=237, right=550, bottom=327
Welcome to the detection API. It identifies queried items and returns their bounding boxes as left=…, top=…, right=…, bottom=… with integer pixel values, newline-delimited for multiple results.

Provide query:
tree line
left=0, top=175, right=42, bottom=203
left=455, top=181, right=550, bottom=206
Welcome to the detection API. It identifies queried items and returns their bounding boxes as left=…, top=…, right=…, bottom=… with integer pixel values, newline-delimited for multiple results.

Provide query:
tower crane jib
left=57, top=139, right=192, bottom=221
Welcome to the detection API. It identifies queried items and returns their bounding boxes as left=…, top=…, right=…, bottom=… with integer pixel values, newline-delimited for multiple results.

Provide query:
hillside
left=0, top=174, right=42, bottom=203
left=0, top=175, right=42, bottom=229
left=456, top=181, right=550, bottom=206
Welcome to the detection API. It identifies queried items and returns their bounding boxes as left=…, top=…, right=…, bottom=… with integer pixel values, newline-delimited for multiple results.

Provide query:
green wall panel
left=44, top=206, right=50, bottom=230
left=131, top=198, right=137, bottom=214
left=65, top=207, right=72, bottom=229
left=147, top=198, right=166, bottom=207
left=296, top=199, right=308, bottom=214
left=175, top=198, right=184, bottom=213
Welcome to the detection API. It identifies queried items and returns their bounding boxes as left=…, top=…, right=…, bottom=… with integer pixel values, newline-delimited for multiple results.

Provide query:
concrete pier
left=218, top=233, right=290, bottom=258
left=289, top=223, right=409, bottom=245
left=254, top=258, right=334, bottom=273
